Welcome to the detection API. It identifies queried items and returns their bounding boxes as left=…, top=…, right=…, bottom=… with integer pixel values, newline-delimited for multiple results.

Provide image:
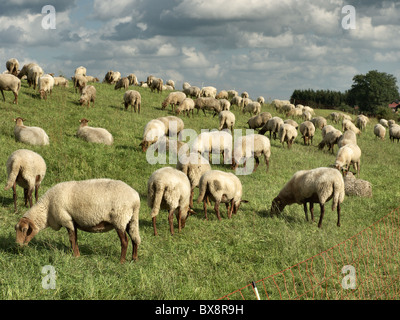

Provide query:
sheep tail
left=4, top=159, right=21, bottom=190
left=149, top=182, right=164, bottom=218
left=127, top=205, right=141, bottom=245
left=331, top=180, right=343, bottom=211
left=197, top=178, right=208, bottom=203
left=280, top=127, right=287, bottom=144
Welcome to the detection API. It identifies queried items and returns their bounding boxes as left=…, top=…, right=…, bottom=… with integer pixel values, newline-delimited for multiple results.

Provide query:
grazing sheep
left=321, top=125, right=336, bottom=139
left=194, top=97, right=221, bottom=116
left=6, top=58, right=19, bottom=76
left=327, top=112, right=341, bottom=123
left=123, top=90, right=141, bottom=113
left=0, top=74, right=21, bottom=104
left=176, top=153, right=211, bottom=208
left=284, top=119, right=299, bottom=130
left=114, top=77, right=129, bottom=90
left=27, top=65, right=44, bottom=90
left=182, top=82, right=191, bottom=90
left=271, top=167, right=345, bottom=228
left=334, top=143, right=361, bottom=177
left=15, top=179, right=141, bottom=263
left=302, top=110, right=312, bottom=121
left=356, top=115, right=369, bottom=131
left=219, top=99, right=231, bottom=111
left=197, top=170, right=247, bottom=220
left=227, top=90, right=238, bottom=99
left=85, top=76, right=99, bottom=83
left=200, top=86, right=217, bottom=98
left=147, top=167, right=194, bottom=235
left=243, top=101, right=261, bottom=115
left=373, top=124, right=386, bottom=140
left=218, top=110, right=235, bottom=134
left=230, top=95, right=243, bottom=109
left=38, top=74, right=55, bottom=100
left=140, top=119, right=166, bottom=152
left=379, top=119, right=389, bottom=128
left=162, top=91, right=186, bottom=111
left=166, top=79, right=175, bottom=89
left=74, top=66, right=86, bottom=77
left=388, top=120, right=396, bottom=127
left=216, top=90, right=229, bottom=99
left=127, top=73, right=138, bottom=86
left=344, top=172, right=372, bottom=198
left=389, top=123, right=400, bottom=143
left=17, top=62, right=39, bottom=80
left=183, top=85, right=201, bottom=98
left=311, top=116, right=327, bottom=130
left=240, top=97, right=252, bottom=110
left=13, top=117, right=49, bottom=146
left=318, top=128, right=342, bottom=153
left=53, top=76, right=69, bottom=87
left=232, top=134, right=271, bottom=173
left=72, top=74, right=88, bottom=93
left=103, top=70, right=121, bottom=84
left=247, top=112, right=272, bottom=130
left=279, top=123, right=298, bottom=148
left=299, top=121, right=315, bottom=145
left=5, top=149, right=46, bottom=212
left=257, top=96, right=265, bottom=105
left=157, top=116, right=184, bottom=138
left=76, top=118, right=113, bottom=146
left=337, top=130, right=357, bottom=148
left=259, top=116, right=284, bottom=139
left=175, top=98, right=195, bottom=117
left=79, top=85, right=96, bottom=108
left=192, top=130, right=232, bottom=164
left=241, top=92, right=249, bottom=99
left=342, top=119, right=361, bottom=135
left=271, top=99, right=290, bottom=112
left=149, top=78, right=163, bottom=93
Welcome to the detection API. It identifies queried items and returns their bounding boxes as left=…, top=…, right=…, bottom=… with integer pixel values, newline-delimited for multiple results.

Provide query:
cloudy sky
left=1, top=0, right=399, bottom=100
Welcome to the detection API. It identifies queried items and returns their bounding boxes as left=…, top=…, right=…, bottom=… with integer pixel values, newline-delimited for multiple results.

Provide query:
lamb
left=343, top=172, right=372, bottom=198
left=15, top=179, right=141, bottom=263
left=149, top=78, right=163, bottom=93
left=311, top=116, right=327, bottom=130
left=13, top=117, right=49, bottom=146
left=194, top=97, right=221, bottom=116
left=123, top=90, right=141, bottom=113
left=243, top=101, right=261, bottom=115
left=114, top=77, right=129, bottom=90
left=218, top=110, right=235, bottom=134
left=334, top=143, right=361, bottom=177
left=373, top=123, right=386, bottom=140
left=259, top=117, right=284, bottom=139
left=175, top=98, right=195, bottom=117
left=76, top=118, right=113, bottom=146
left=200, top=86, right=217, bottom=98
left=247, top=112, right=272, bottom=130
left=197, top=170, right=247, bottom=220
left=53, top=76, right=69, bottom=87
left=318, top=128, right=342, bottom=153
left=38, top=74, right=55, bottom=100
left=4, top=149, right=46, bottom=212
left=127, top=73, right=138, bottom=86
left=389, top=123, right=400, bottom=142
left=72, top=74, right=88, bottom=93
left=342, top=119, right=361, bottom=135
left=192, top=130, right=232, bottom=164
left=231, top=134, right=271, bottom=173
left=162, top=91, right=186, bottom=111
left=140, top=119, right=166, bottom=152
left=147, top=167, right=194, bottom=235
left=279, top=123, right=298, bottom=148
left=337, top=129, right=357, bottom=148
left=270, top=167, right=345, bottom=228
left=0, top=74, right=21, bottom=104
left=79, top=85, right=96, bottom=108
left=176, top=152, right=211, bottom=208
left=299, top=121, right=315, bottom=145
left=6, top=58, right=19, bottom=76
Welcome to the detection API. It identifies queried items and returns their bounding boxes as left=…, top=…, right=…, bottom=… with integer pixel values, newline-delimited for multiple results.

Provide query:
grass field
left=0, top=80, right=399, bottom=300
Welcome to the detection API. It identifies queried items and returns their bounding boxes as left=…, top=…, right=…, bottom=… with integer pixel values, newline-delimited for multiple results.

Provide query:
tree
left=347, top=70, right=399, bottom=114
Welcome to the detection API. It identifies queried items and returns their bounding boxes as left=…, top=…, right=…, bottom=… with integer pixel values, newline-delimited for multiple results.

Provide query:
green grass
left=0, top=81, right=399, bottom=300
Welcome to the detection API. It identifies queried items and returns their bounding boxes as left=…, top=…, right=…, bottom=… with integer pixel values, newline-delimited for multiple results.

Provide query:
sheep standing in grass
left=200, top=86, right=217, bottom=98
left=230, top=96, right=242, bottom=109
left=14, top=117, right=49, bottom=146
left=149, top=78, right=163, bottom=93
left=79, top=85, right=96, bottom=108
left=192, top=130, right=232, bottom=164
left=15, top=179, right=141, bottom=263
left=177, top=153, right=211, bottom=208
left=53, top=76, right=69, bottom=87
left=123, top=90, right=141, bottom=113
left=27, top=65, right=44, bottom=90
left=356, top=115, right=369, bottom=131
left=194, top=97, right=221, bottom=116
left=342, top=119, right=361, bottom=135
left=162, top=91, right=186, bottom=111
left=243, top=101, right=261, bottom=115
left=389, top=124, right=400, bottom=142
left=338, top=130, right=357, bottom=148
left=147, top=167, right=194, bottom=235
left=5, top=149, right=46, bottom=212
left=379, top=119, right=389, bottom=128
left=247, top=112, right=272, bottom=130
left=157, top=116, right=184, bottom=138
left=279, top=123, right=298, bottom=148
left=373, top=124, right=386, bottom=140
left=232, top=134, right=271, bottom=173
left=183, top=85, right=201, bottom=98
left=38, top=74, right=55, bottom=100
left=140, top=119, right=166, bottom=152
left=219, top=99, right=231, bottom=111
left=197, top=170, right=247, bottom=220
left=257, top=96, right=265, bottom=105
left=175, top=98, right=195, bottom=117
left=76, top=118, right=113, bottom=146
left=218, top=110, right=235, bottom=134
left=6, top=58, right=19, bottom=76
left=259, top=116, right=284, bottom=139
left=0, top=74, right=21, bottom=104
left=311, top=116, right=327, bottom=130
left=318, top=128, right=342, bottom=153
left=299, top=121, right=315, bottom=145
left=72, top=74, right=88, bottom=93
left=334, top=143, right=361, bottom=177
left=114, top=77, right=129, bottom=90
left=270, top=167, right=345, bottom=228
left=127, top=73, right=138, bottom=86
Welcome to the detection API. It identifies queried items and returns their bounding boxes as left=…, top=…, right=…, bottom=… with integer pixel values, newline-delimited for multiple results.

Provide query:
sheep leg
left=337, top=203, right=341, bottom=227
left=310, top=202, right=314, bottom=222
left=253, top=157, right=260, bottom=172
left=152, top=217, right=158, bottom=236
left=214, top=200, right=222, bottom=220
left=13, top=92, right=18, bottom=104
left=168, top=209, right=175, bottom=235
left=303, top=203, right=309, bottom=221
left=317, top=204, right=325, bottom=228
left=203, top=198, right=208, bottom=220
left=67, top=226, right=80, bottom=257
left=228, top=199, right=234, bottom=218
left=0, top=90, right=5, bottom=102
left=27, top=188, right=33, bottom=208
left=116, top=229, right=128, bottom=263
left=12, top=182, right=17, bottom=212
left=23, top=188, right=29, bottom=207
left=189, top=189, right=194, bottom=209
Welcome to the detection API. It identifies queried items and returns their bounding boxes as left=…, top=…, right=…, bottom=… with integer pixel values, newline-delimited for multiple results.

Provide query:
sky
left=1, top=0, right=400, bottom=100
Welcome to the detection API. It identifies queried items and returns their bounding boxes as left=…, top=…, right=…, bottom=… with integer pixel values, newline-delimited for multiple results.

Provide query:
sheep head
left=270, top=197, right=285, bottom=216
left=15, top=217, right=39, bottom=246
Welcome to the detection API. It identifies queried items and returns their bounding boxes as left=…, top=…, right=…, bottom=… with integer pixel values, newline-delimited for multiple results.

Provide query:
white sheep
left=194, top=97, right=221, bottom=116
left=279, top=123, right=298, bottom=148
left=183, top=85, right=201, bottom=98
left=38, top=74, right=55, bottom=100
left=53, top=76, right=69, bottom=87
left=389, top=123, right=400, bottom=143
left=157, top=116, right=184, bottom=138
left=356, top=115, right=369, bottom=131
left=284, top=119, right=299, bottom=130
left=72, top=74, right=88, bottom=93
left=302, top=110, right=312, bottom=121
left=175, top=98, right=195, bottom=117
left=344, top=172, right=372, bottom=198
left=219, top=99, right=231, bottom=111
left=76, top=118, right=113, bottom=146
left=127, top=73, right=138, bottom=86
left=218, top=110, right=235, bottom=134
left=147, top=167, right=194, bottom=235
left=241, top=91, right=249, bottom=99
left=176, top=152, right=211, bottom=208
left=334, top=143, right=361, bottom=177
left=79, top=85, right=96, bottom=108
left=379, top=119, right=389, bottom=128
left=311, top=116, right=327, bottom=130
left=318, top=128, right=342, bottom=153
left=243, top=101, right=261, bottom=115
left=246, top=112, right=272, bottom=130
left=85, top=75, right=99, bottom=83
left=200, top=86, right=217, bottom=98
left=0, top=74, right=21, bottom=104
left=6, top=58, right=19, bottom=76
left=149, top=78, right=163, bottom=93
left=232, top=134, right=271, bottom=173
left=27, top=65, right=44, bottom=90
left=140, top=119, right=166, bottom=152
left=299, top=121, right=315, bottom=145
left=257, top=96, right=265, bottom=105
left=216, top=90, right=229, bottom=99
left=103, top=70, right=121, bottom=84
left=17, top=62, right=38, bottom=80
left=197, top=170, right=247, bottom=220
left=230, top=96, right=242, bottom=109
left=192, top=130, right=232, bottom=164
left=270, top=167, right=345, bottom=228
left=342, top=119, right=361, bottom=135
left=74, top=66, right=87, bottom=77
left=166, top=79, right=175, bottom=89
left=162, top=91, right=186, bottom=111
left=123, top=90, right=141, bottom=113
left=5, top=149, right=46, bottom=212
left=337, top=130, right=357, bottom=148
left=373, top=124, right=386, bottom=140
left=15, top=179, right=141, bottom=263
left=259, top=116, right=284, bottom=139
left=114, top=77, right=129, bottom=90
left=13, top=117, right=49, bottom=146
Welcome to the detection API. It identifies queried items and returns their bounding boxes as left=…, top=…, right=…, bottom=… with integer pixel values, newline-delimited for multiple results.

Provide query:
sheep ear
left=188, top=208, right=196, bottom=216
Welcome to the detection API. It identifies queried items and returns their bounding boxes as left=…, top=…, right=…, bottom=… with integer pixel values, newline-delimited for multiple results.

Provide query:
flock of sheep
left=2, top=57, right=397, bottom=263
